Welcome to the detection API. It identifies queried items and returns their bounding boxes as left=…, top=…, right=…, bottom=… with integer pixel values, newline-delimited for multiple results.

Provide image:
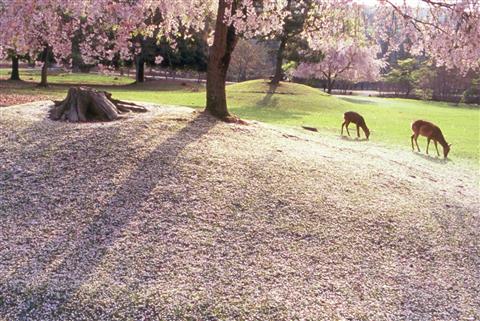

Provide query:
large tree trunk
left=205, top=0, right=238, bottom=119
left=40, top=62, right=48, bottom=87
left=39, top=46, right=50, bottom=87
left=271, top=0, right=294, bottom=85
left=135, top=55, right=145, bottom=83
left=10, top=55, right=20, bottom=81
left=50, top=87, right=147, bottom=122
left=271, top=37, right=287, bottom=85
left=327, top=78, right=335, bottom=94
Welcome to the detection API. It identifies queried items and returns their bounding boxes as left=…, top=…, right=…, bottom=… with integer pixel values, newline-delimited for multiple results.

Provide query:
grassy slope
left=235, top=81, right=480, bottom=163
left=110, top=80, right=480, bottom=162
left=1, top=72, right=478, bottom=162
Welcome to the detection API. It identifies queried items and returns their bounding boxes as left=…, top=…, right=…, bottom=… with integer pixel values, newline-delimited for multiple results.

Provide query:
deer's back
left=411, top=120, right=441, bottom=138
left=344, top=111, right=365, bottom=125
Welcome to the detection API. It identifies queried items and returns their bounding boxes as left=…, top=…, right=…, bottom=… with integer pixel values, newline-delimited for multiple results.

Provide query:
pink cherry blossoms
left=293, top=41, right=385, bottom=92
left=375, top=0, right=480, bottom=73
left=0, top=0, right=83, bottom=64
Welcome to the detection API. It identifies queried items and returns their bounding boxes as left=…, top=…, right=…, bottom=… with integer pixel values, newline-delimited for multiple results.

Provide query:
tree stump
left=49, top=87, right=147, bottom=122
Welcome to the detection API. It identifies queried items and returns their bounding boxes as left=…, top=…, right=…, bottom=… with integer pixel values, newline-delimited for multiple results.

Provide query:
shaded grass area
left=1, top=75, right=478, bottom=162
left=0, top=68, right=133, bottom=85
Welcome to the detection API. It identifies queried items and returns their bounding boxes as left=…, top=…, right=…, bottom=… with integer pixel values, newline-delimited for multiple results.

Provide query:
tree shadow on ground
left=0, top=113, right=153, bottom=278
left=3, top=112, right=216, bottom=320
left=337, top=96, right=377, bottom=105
left=233, top=106, right=308, bottom=122
left=256, top=83, right=279, bottom=107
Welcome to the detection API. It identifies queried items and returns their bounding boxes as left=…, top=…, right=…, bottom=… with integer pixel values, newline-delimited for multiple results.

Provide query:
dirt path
left=0, top=102, right=479, bottom=321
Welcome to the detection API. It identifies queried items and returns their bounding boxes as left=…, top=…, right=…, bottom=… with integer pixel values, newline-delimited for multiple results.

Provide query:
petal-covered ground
left=0, top=94, right=51, bottom=107
left=0, top=102, right=479, bottom=321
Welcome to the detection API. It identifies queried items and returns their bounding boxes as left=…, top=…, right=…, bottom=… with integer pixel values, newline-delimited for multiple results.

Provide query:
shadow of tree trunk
left=3, top=112, right=216, bottom=320
left=257, top=83, right=279, bottom=107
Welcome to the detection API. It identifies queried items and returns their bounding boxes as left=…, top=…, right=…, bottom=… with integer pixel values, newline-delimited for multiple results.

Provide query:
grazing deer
left=411, top=120, right=451, bottom=158
left=341, top=111, right=370, bottom=140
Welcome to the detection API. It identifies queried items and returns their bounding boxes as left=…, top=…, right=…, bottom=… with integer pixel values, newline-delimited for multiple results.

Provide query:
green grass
left=233, top=82, right=479, bottom=163
left=111, top=80, right=479, bottom=162
left=1, top=73, right=478, bottom=162
left=0, top=68, right=133, bottom=85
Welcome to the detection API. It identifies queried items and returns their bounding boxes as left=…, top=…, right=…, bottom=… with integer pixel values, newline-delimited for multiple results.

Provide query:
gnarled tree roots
left=50, top=86, right=147, bottom=122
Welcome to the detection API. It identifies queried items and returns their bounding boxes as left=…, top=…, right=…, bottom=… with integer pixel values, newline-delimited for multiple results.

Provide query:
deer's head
left=444, top=143, right=451, bottom=158
left=364, top=126, right=370, bottom=140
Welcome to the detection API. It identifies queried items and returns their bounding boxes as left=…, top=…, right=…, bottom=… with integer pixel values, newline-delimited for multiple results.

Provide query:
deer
left=411, top=120, right=451, bottom=158
left=341, top=111, right=370, bottom=140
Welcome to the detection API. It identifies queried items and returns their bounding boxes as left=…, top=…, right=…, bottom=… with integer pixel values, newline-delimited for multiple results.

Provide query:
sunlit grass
left=1, top=74, right=478, bottom=162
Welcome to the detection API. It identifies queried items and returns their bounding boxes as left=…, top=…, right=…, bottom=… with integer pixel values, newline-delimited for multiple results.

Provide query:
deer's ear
left=449, top=144, right=452, bottom=147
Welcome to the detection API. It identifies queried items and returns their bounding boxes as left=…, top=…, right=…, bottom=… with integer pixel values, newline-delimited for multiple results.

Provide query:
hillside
left=1, top=78, right=478, bottom=160
left=113, top=79, right=480, bottom=162
left=225, top=80, right=480, bottom=162
left=0, top=102, right=479, bottom=320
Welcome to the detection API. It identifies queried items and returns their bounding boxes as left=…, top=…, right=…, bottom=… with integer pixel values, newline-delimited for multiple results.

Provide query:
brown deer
left=341, top=111, right=370, bottom=140
left=411, top=120, right=451, bottom=158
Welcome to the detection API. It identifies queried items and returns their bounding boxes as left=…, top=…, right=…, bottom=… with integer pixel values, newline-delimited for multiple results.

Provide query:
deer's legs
left=341, top=122, right=345, bottom=135
left=356, top=125, right=360, bottom=138
left=426, top=137, right=431, bottom=154
left=411, top=134, right=419, bottom=151
left=411, top=134, right=420, bottom=152
left=345, top=122, right=351, bottom=136
left=434, top=140, right=440, bottom=156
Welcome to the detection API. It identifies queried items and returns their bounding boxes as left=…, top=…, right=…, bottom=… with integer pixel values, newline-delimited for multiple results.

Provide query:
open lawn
left=0, top=68, right=133, bottom=85
left=1, top=73, right=478, bottom=162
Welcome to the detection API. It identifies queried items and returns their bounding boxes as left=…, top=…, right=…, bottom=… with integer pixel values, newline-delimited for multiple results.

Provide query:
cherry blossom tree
left=0, top=0, right=207, bottom=85
left=293, top=40, right=384, bottom=93
left=228, top=39, right=271, bottom=81
left=0, top=1, right=83, bottom=86
left=0, top=0, right=25, bottom=81
left=375, top=0, right=480, bottom=74
left=268, top=0, right=357, bottom=85
left=205, top=0, right=479, bottom=118
left=1, top=0, right=479, bottom=118
left=205, top=0, right=288, bottom=119
left=0, top=48, right=22, bottom=81
left=80, top=0, right=154, bottom=83
left=81, top=0, right=209, bottom=82
left=267, top=0, right=313, bottom=85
